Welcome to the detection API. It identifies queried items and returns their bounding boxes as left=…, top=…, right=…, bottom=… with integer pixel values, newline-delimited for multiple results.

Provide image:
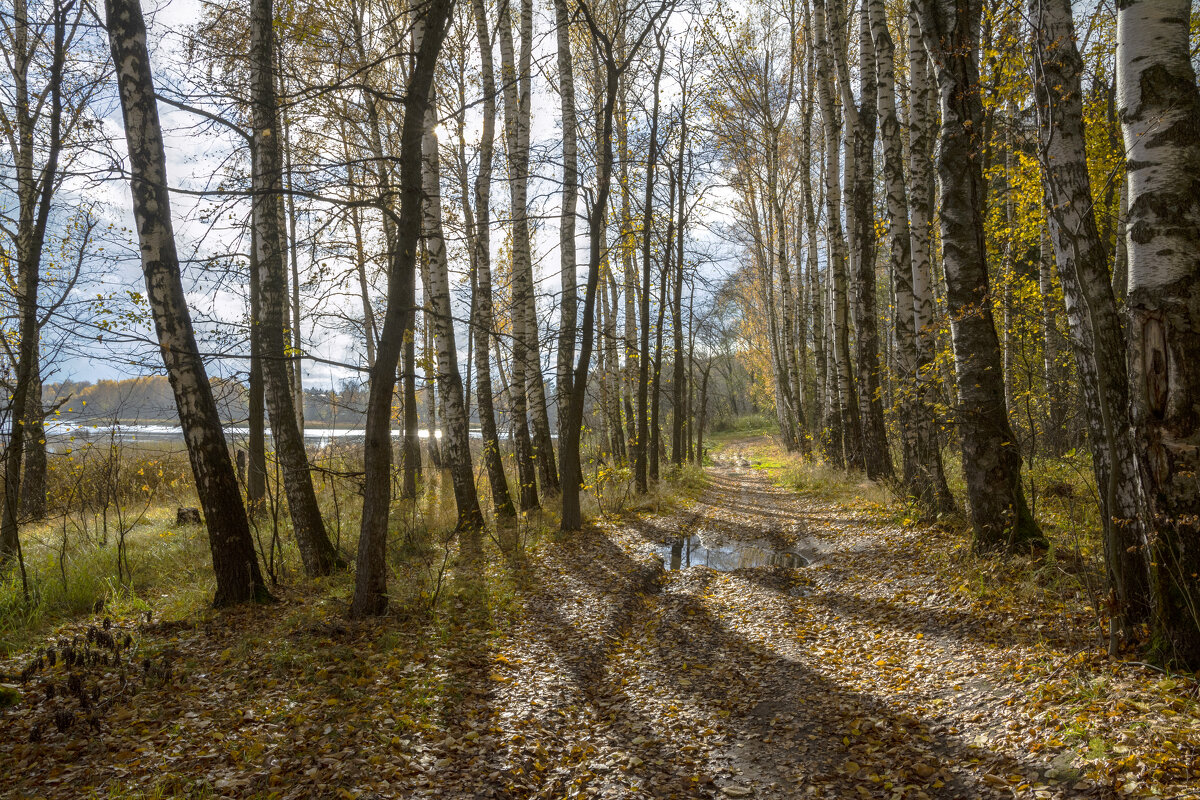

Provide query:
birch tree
left=915, top=0, right=1043, bottom=550
left=1116, top=0, right=1200, bottom=665
left=905, top=8, right=954, bottom=513
left=554, top=0, right=579, bottom=482
left=561, top=0, right=673, bottom=532
left=499, top=0, right=556, bottom=507
left=0, top=0, right=70, bottom=563
left=1029, top=0, right=1151, bottom=639
left=352, top=0, right=454, bottom=617
left=813, top=0, right=861, bottom=469
left=249, top=0, right=342, bottom=576
left=421, top=91, right=484, bottom=536
left=470, top=0, right=517, bottom=520
left=103, top=0, right=268, bottom=605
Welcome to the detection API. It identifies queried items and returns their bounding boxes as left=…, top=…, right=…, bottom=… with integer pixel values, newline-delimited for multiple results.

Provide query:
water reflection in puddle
left=657, top=534, right=809, bottom=571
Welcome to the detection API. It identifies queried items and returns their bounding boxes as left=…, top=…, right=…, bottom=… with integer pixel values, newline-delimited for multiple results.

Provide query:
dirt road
left=437, top=447, right=1102, bottom=799
left=7, top=441, right=1177, bottom=799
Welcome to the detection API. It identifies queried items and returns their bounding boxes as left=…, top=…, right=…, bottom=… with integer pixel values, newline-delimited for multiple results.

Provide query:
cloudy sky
left=44, top=0, right=738, bottom=391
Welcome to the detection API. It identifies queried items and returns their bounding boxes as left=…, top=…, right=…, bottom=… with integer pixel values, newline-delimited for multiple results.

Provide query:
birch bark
left=104, top=0, right=267, bottom=605
left=870, top=0, right=915, bottom=489
left=846, top=0, right=892, bottom=480
left=813, top=0, right=861, bottom=469
left=553, top=0, right=578, bottom=472
left=916, top=0, right=1042, bottom=550
left=470, top=0, right=517, bottom=520
left=1032, top=0, right=1153, bottom=628
left=906, top=10, right=954, bottom=513
left=422, top=97, right=485, bottom=535
left=635, top=41, right=667, bottom=493
left=1116, top=0, right=1200, bottom=664
left=250, top=0, right=341, bottom=575
left=498, top=0, right=540, bottom=509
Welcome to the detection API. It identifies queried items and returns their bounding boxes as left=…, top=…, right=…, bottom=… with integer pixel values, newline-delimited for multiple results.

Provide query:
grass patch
left=727, top=436, right=896, bottom=516
left=708, top=412, right=776, bottom=438
left=0, top=506, right=217, bottom=655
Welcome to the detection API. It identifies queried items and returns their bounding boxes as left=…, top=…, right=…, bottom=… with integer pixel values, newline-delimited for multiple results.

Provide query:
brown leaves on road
left=2, top=437, right=1197, bottom=799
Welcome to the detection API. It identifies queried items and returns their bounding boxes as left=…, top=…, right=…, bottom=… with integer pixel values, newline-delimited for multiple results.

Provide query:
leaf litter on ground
left=1, top=435, right=1197, bottom=799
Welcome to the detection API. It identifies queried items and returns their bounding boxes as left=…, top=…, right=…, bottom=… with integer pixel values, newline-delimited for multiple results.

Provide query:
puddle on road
left=657, top=533, right=809, bottom=571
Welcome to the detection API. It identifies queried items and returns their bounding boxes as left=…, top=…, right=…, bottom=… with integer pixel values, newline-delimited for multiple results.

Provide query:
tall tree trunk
left=906, top=10, right=955, bottom=513
left=650, top=168, right=674, bottom=482
left=1113, top=179, right=1129, bottom=305
left=813, top=0, right=861, bottom=469
left=671, top=139, right=687, bottom=465
left=1115, top=0, right=1200, bottom=666
left=104, top=0, right=267, bottom=605
left=20, top=353, right=46, bottom=521
left=498, top=0, right=539, bottom=510
left=247, top=226, right=267, bottom=515
left=619, top=82, right=638, bottom=460
left=401, top=267, right=422, bottom=498
left=525, top=326, right=557, bottom=495
left=346, top=166, right=377, bottom=368
left=821, top=238, right=845, bottom=468
left=749, top=184, right=796, bottom=450
left=1037, top=229, right=1068, bottom=456
left=695, top=359, right=712, bottom=465
left=802, top=44, right=826, bottom=444
left=916, top=0, right=1043, bottom=551
left=554, top=0, right=578, bottom=476
left=635, top=41, right=667, bottom=493
left=599, top=56, right=624, bottom=463
left=422, top=96, right=484, bottom=535
left=470, top=0, right=516, bottom=520
left=846, top=0, right=892, bottom=480
left=789, top=210, right=809, bottom=454
left=596, top=267, right=613, bottom=457
left=771, top=147, right=804, bottom=453
left=807, top=211, right=826, bottom=443
left=277, top=50, right=305, bottom=435
left=250, top=0, right=341, bottom=576
left=419, top=270, right=443, bottom=470
left=525, top=301, right=559, bottom=493
left=562, top=56, right=620, bottom=530
left=605, top=260, right=627, bottom=461
left=452, top=97, right=475, bottom=426
left=563, top=0, right=668, bottom=529
left=513, top=0, right=557, bottom=495
left=351, top=0, right=453, bottom=617
left=871, top=0, right=916, bottom=491
left=0, top=0, right=64, bottom=563
left=1001, top=117, right=1017, bottom=416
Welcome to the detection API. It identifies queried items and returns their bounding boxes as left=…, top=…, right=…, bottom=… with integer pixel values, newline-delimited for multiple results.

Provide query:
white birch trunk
left=1117, top=0, right=1200, bottom=665
left=422, top=98, right=484, bottom=533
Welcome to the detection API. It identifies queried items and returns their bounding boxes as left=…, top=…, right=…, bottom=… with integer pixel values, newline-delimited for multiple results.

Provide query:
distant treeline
left=46, top=376, right=372, bottom=427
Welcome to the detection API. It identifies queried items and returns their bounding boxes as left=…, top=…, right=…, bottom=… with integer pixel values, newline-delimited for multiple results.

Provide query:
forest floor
left=2, top=435, right=1198, bottom=799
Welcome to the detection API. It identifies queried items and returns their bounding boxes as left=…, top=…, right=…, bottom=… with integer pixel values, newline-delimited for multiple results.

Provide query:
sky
left=33, top=0, right=740, bottom=389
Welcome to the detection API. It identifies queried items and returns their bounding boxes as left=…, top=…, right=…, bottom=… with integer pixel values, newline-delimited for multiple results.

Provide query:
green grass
left=1, top=434, right=709, bottom=660
left=724, top=436, right=897, bottom=514
left=707, top=412, right=776, bottom=441
left=0, top=506, right=219, bottom=655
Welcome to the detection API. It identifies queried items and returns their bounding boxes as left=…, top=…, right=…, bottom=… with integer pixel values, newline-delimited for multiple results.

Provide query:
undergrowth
left=1, top=436, right=707, bottom=658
